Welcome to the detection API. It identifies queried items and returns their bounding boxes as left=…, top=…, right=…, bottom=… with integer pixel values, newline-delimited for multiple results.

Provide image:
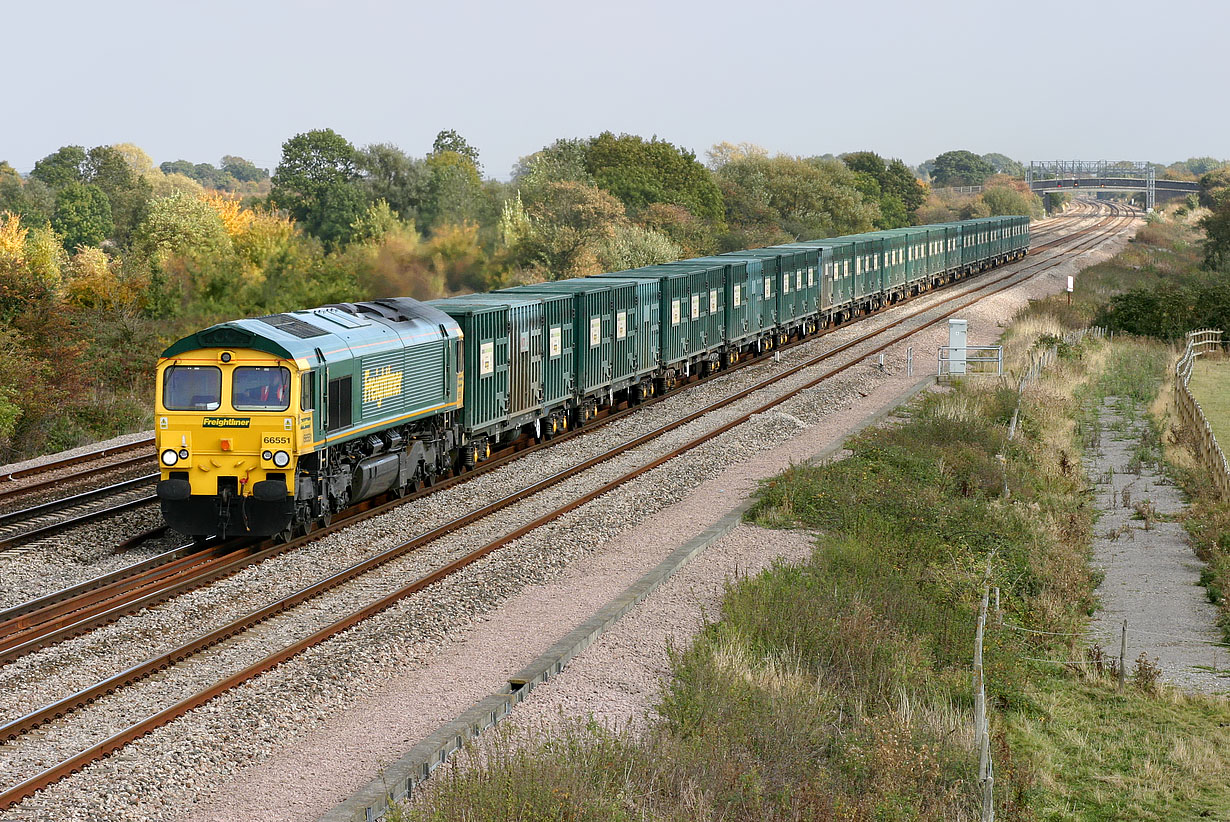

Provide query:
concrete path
left=1086, top=397, right=1229, bottom=693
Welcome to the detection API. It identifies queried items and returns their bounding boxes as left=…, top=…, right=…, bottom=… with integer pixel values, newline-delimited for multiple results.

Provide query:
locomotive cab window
left=163, top=365, right=221, bottom=411
left=233, top=366, right=291, bottom=411
left=300, top=371, right=316, bottom=411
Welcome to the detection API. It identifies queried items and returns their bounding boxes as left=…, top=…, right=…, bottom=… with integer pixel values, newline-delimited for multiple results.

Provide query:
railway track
left=0, top=438, right=152, bottom=487
left=0, top=475, right=158, bottom=557
left=0, top=438, right=160, bottom=559
left=0, top=201, right=1125, bottom=666
left=0, top=201, right=1137, bottom=811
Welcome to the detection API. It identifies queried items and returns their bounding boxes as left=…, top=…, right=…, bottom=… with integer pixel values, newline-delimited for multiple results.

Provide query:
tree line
left=0, top=131, right=1047, bottom=459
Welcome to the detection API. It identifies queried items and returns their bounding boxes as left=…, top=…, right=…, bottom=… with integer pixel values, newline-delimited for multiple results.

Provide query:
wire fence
left=1015, top=326, right=1106, bottom=395
left=1173, top=328, right=1229, bottom=498
left=979, top=325, right=1107, bottom=820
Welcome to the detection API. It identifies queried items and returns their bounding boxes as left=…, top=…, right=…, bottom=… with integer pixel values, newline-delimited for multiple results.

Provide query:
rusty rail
left=0, top=453, right=153, bottom=504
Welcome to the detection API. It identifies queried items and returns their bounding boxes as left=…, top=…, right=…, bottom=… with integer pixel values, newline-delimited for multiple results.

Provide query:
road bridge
left=1026, top=161, right=1199, bottom=211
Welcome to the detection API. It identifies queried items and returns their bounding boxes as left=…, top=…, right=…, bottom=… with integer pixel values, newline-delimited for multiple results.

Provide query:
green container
left=714, top=252, right=779, bottom=333
left=500, top=280, right=616, bottom=399
left=936, top=223, right=961, bottom=273
left=722, top=248, right=811, bottom=327
left=767, top=246, right=822, bottom=321
left=524, top=291, right=573, bottom=410
left=846, top=235, right=885, bottom=302
left=921, top=226, right=947, bottom=282
left=578, top=276, right=659, bottom=380
left=860, top=230, right=908, bottom=293
left=432, top=295, right=547, bottom=432
left=786, top=239, right=856, bottom=315
left=595, top=263, right=725, bottom=368
left=666, top=256, right=763, bottom=347
left=427, top=298, right=515, bottom=435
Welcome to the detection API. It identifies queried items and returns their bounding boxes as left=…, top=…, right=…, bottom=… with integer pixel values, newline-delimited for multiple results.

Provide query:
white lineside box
left=948, top=319, right=968, bottom=375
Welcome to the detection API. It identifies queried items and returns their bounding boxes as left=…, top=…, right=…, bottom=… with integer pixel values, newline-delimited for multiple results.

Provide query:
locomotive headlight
left=179, top=449, right=189, bottom=460
left=273, top=450, right=291, bottom=468
left=262, top=450, right=273, bottom=461
left=161, top=449, right=179, bottom=466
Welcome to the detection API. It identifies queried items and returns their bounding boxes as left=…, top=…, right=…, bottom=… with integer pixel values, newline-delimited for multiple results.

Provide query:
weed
left=1133, top=652, right=1164, bottom=694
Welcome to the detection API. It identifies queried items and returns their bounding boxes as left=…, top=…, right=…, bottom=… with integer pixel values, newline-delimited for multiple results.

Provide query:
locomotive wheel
left=275, top=524, right=295, bottom=544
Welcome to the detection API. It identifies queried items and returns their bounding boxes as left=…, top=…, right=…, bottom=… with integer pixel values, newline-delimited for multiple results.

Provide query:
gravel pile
left=2, top=211, right=1138, bottom=821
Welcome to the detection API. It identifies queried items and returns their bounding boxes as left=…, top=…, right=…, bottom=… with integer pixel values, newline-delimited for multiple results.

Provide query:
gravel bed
left=0, top=430, right=152, bottom=479
left=2, top=212, right=1138, bottom=820
left=474, top=522, right=817, bottom=736
left=0, top=502, right=172, bottom=611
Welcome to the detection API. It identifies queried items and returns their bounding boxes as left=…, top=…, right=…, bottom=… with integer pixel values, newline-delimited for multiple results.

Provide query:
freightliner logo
left=203, top=417, right=252, bottom=428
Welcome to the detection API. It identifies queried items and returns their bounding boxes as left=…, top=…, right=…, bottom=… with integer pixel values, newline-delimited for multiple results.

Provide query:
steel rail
left=0, top=487, right=159, bottom=555
left=0, top=205, right=1137, bottom=810
left=0, top=475, right=155, bottom=531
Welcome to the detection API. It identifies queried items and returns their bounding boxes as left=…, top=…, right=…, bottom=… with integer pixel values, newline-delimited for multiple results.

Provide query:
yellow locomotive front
left=155, top=347, right=307, bottom=538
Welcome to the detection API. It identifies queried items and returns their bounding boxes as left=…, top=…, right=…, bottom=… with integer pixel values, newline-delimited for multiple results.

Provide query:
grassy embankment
left=1189, top=358, right=1230, bottom=448
left=397, top=211, right=1230, bottom=821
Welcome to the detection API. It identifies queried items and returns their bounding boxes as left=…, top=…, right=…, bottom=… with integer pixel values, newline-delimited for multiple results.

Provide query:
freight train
left=155, top=215, right=1029, bottom=539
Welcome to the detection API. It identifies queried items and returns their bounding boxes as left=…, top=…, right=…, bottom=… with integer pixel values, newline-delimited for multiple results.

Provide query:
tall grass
left=403, top=372, right=1100, bottom=820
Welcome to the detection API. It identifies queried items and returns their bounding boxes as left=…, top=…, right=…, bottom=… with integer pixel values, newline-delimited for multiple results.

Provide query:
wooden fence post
left=975, top=580, right=994, bottom=821
left=1118, top=620, right=1127, bottom=692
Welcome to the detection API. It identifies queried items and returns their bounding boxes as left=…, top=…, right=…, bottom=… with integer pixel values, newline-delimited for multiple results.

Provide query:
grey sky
left=6, top=0, right=1226, bottom=178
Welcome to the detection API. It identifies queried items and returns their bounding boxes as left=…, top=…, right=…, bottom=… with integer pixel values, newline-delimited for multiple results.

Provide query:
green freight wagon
left=889, top=226, right=935, bottom=291
left=766, top=245, right=822, bottom=322
left=427, top=296, right=546, bottom=441
left=1011, top=215, right=1030, bottom=256
left=962, top=219, right=982, bottom=271
left=594, top=262, right=726, bottom=374
left=847, top=235, right=885, bottom=309
left=710, top=252, right=779, bottom=338
left=665, top=256, right=766, bottom=352
left=500, top=279, right=618, bottom=407
left=465, top=291, right=573, bottom=422
left=721, top=247, right=816, bottom=332
left=852, top=230, right=908, bottom=301
left=936, top=223, right=962, bottom=276
left=567, top=275, right=660, bottom=394
left=917, top=225, right=948, bottom=286
left=784, top=239, right=856, bottom=322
